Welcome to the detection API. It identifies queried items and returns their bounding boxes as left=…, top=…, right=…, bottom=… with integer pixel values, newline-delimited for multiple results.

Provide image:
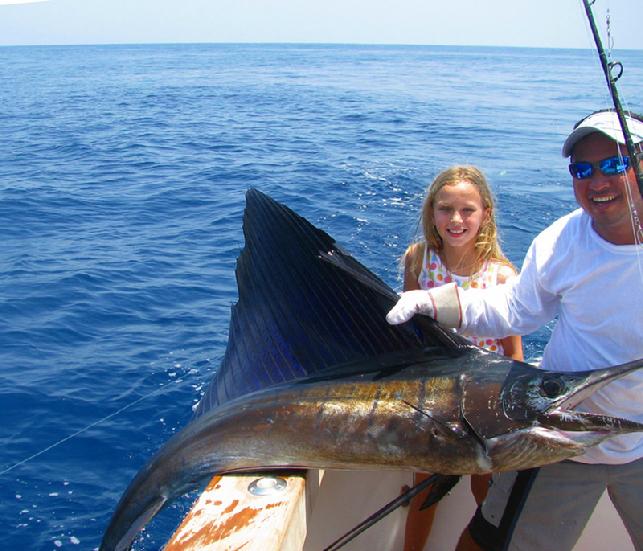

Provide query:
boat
left=166, top=470, right=634, bottom=550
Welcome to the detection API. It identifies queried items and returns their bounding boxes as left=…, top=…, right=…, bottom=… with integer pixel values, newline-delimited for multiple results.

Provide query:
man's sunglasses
left=568, top=155, right=630, bottom=180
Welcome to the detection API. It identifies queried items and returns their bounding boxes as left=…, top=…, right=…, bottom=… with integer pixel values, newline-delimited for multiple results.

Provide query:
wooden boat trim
left=165, top=471, right=323, bottom=550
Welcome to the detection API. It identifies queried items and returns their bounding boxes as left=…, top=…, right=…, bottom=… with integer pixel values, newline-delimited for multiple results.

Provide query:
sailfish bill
left=100, top=189, right=643, bottom=551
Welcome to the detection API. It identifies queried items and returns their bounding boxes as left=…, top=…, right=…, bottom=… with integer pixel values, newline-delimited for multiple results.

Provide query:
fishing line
left=580, top=0, right=643, bottom=283
left=623, top=164, right=643, bottom=284
left=0, top=375, right=192, bottom=477
left=599, top=6, right=643, bottom=274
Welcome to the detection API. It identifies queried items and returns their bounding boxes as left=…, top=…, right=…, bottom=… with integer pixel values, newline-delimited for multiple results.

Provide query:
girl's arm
left=497, top=264, right=524, bottom=361
left=500, top=335, right=523, bottom=361
left=403, top=243, right=423, bottom=292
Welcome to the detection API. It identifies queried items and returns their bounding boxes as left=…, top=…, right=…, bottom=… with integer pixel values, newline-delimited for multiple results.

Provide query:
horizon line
left=1, top=39, right=639, bottom=51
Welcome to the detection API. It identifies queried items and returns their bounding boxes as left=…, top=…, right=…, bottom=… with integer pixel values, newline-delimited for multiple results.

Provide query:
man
left=387, top=109, right=643, bottom=551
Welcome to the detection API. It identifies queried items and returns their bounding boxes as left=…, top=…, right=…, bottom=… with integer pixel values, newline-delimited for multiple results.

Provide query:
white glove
left=386, top=283, right=461, bottom=328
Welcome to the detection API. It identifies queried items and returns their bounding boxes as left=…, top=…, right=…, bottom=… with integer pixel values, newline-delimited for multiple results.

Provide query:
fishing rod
left=581, top=0, right=643, bottom=198
left=322, top=473, right=442, bottom=551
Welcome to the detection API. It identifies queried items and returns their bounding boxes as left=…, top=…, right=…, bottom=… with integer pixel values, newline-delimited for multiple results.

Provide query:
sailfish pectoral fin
left=419, top=474, right=461, bottom=510
left=460, top=411, right=490, bottom=456
left=398, top=400, right=462, bottom=510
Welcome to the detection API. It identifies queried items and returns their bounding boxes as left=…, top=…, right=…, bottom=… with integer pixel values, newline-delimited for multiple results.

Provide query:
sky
left=0, top=0, right=641, bottom=50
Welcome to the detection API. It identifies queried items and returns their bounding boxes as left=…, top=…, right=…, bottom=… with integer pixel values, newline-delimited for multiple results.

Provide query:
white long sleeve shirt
left=459, top=209, right=643, bottom=464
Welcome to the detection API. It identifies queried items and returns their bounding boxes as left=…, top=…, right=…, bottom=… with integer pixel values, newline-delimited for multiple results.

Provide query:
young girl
left=402, top=165, right=523, bottom=551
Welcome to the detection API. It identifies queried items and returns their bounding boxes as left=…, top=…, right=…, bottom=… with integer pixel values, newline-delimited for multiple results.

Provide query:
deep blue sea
left=1, top=43, right=642, bottom=550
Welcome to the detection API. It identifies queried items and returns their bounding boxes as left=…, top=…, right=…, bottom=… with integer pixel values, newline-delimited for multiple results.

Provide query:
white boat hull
left=304, top=471, right=634, bottom=551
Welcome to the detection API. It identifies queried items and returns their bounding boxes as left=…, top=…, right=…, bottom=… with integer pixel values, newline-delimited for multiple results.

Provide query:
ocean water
left=1, top=43, right=642, bottom=550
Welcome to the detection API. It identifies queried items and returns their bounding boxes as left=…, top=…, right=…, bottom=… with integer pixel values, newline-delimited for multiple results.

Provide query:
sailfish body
left=100, top=189, right=643, bottom=551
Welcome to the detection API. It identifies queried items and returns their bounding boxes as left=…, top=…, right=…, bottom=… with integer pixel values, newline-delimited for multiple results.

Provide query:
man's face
left=571, top=132, right=642, bottom=244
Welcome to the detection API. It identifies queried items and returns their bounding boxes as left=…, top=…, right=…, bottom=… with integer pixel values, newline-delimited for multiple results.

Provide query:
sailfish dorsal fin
left=195, top=189, right=468, bottom=416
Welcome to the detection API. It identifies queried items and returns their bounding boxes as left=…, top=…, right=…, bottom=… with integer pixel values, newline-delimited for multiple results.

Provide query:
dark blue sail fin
left=196, top=189, right=468, bottom=415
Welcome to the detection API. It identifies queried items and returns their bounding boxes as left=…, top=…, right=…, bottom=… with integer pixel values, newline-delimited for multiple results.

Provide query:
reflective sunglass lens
left=569, top=163, right=593, bottom=179
left=599, top=156, right=630, bottom=175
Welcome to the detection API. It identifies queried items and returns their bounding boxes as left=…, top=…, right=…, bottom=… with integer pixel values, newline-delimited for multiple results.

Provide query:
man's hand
left=385, top=290, right=435, bottom=324
left=386, top=283, right=461, bottom=328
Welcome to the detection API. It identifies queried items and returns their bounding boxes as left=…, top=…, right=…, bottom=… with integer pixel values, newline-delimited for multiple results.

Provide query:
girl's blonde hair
left=406, top=165, right=511, bottom=279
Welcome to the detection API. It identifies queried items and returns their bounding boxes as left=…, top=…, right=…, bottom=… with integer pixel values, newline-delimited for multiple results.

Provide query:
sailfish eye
left=541, top=376, right=564, bottom=398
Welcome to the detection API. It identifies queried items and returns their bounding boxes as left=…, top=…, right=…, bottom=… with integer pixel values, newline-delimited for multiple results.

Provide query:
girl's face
left=432, top=181, right=488, bottom=250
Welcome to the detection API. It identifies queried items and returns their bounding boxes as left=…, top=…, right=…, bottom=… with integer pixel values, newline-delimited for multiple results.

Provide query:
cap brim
left=561, top=127, right=604, bottom=157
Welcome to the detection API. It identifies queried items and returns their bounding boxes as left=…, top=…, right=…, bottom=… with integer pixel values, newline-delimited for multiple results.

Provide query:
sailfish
left=100, top=189, right=643, bottom=551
